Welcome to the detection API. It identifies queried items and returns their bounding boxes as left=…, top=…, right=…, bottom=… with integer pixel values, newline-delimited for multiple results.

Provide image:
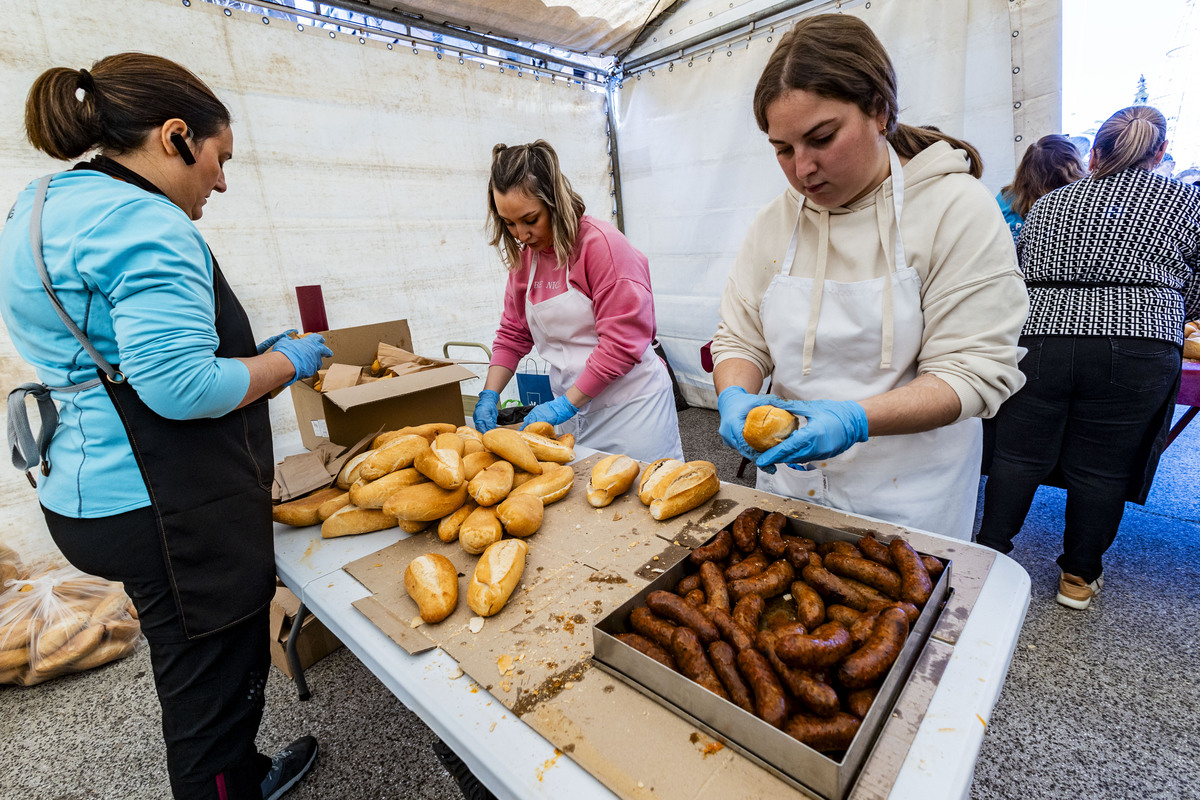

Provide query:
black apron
left=41, top=159, right=275, bottom=639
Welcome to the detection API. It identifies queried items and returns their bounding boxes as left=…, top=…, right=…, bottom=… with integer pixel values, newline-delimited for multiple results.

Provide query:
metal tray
left=592, top=514, right=951, bottom=800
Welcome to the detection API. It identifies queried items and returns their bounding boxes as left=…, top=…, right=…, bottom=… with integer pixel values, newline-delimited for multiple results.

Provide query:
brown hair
left=1090, top=105, right=1167, bottom=179
left=1002, top=134, right=1086, bottom=217
left=24, top=53, right=230, bottom=161
left=487, top=140, right=586, bottom=271
left=753, top=14, right=984, bottom=178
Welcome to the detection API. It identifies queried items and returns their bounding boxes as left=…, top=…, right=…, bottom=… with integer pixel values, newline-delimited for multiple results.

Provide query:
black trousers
left=44, top=505, right=272, bottom=800
left=977, top=336, right=1180, bottom=583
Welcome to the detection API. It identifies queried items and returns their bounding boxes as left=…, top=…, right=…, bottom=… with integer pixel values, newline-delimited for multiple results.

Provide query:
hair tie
left=76, top=68, right=96, bottom=94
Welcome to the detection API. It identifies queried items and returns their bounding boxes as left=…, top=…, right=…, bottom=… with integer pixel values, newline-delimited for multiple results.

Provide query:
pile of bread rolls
left=0, top=554, right=142, bottom=686
left=616, top=507, right=943, bottom=754
left=1185, top=320, right=1200, bottom=360
left=586, top=456, right=720, bottom=521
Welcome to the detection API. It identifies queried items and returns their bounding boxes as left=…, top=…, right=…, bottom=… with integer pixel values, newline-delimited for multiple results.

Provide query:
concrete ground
left=2, top=404, right=1198, bottom=799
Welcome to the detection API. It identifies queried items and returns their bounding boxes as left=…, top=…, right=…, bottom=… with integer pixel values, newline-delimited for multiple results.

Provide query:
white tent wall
left=617, top=0, right=1062, bottom=408
left=0, top=0, right=611, bottom=562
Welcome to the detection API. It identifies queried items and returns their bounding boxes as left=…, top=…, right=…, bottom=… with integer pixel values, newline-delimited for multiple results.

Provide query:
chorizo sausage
left=816, top=540, right=858, bottom=557
left=783, top=540, right=811, bottom=571
left=724, top=549, right=769, bottom=581
left=921, top=554, right=945, bottom=580
left=732, top=507, right=766, bottom=553
left=647, top=590, right=721, bottom=644
left=735, top=647, right=788, bottom=728
left=823, top=552, right=903, bottom=599
left=775, top=621, right=854, bottom=669
left=758, top=512, right=789, bottom=559
left=791, top=580, right=826, bottom=631
left=728, top=559, right=795, bottom=604
left=895, top=601, right=920, bottom=627
left=889, top=538, right=933, bottom=607
left=781, top=533, right=816, bottom=551
left=732, top=593, right=765, bottom=636
left=855, top=534, right=894, bottom=567
left=757, top=630, right=841, bottom=718
left=615, top=633, right=677, bottom=671
left=708, top=640, right=755, bottom=714
left=675, top=573, right=703, bottom=596
left=700, top=604, right=755, bottom=652
left=848, top=608, right=882, bottom=648
left=837, top=606, right=909, bottom=689
left=688, top=528, right=733, bottom=566
left=823, top=603, right=861, bottom=628
left=784, top=712, right=861, bottom=752
left=629, top=606, right=677, bottom=651
left=836, top=574, right=894, bottom=607
left=699, top=560, right=731, bottom=612
left=767, top=619, right=808, bottom=638
left=801, top=563, right=869, bottom=610
left=671, top=627, right=729, bottom=699
left=684, top=588, right=707, bottom=607
left=845, top=686, right=878, bottom=719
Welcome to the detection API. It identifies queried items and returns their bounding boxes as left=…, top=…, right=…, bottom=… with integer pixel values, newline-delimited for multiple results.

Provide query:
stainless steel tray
left=592, top=514, right=951, bottom=800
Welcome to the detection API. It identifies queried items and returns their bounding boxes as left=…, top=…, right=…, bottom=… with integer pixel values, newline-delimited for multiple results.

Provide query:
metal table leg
left=1166, top=406, right=1199, bottom=448
left=286, top=601, right=312, bottom=701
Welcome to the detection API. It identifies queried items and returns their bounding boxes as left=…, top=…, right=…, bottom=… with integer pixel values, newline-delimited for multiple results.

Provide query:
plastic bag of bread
left=0, top=562, right=142, bottom=686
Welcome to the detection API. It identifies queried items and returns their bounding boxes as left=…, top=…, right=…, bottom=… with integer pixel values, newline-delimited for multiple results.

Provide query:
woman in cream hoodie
left=711, top=14, right=1028, bottom=539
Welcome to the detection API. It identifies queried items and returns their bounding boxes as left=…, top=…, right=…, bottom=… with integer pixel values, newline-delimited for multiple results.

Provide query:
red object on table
left=1166, top=360, right=1200, bottom=447
left=295, top=285, right=328, bottom=333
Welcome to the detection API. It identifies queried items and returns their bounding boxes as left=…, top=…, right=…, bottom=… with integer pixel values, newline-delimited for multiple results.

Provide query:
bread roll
left=482, top=428, right=542, bottom=475
left=463, top=451, right=501, bottom=481
left=459, top=506, right=504, bottom=555
left=0, top=619, right=34, bottom=651
left=586, top=454, right=640, bottom=508
left=273, top=486, right=346, bottom=527
left=317, top=492, right=353, bottom=521
left=649, top=461, right=720, bottom=521
left=0, top=647, right=28, bottom=671
left=321, top=505, right=399, bottom=538
left=557, top=432, right=575, bottom=449
left=1185, top=338, right=1200, bottom=360
left=414, top=446, right=466, bottom=490
left=336, top=451, right=373, bottom=489
left=397, top=518, right=432, bottom=534
left=495, top=493, right=543, bottom=538
left=519, top=430, right=575, bottom=464
left=743, top=405, right=799, bottom=451
left=34, top=623, right=104, bottom=674
left=462, top=438, right=486, bottom=456
left=457, top=425, right=484, bottom=443
left=349, top=469, right=426, bottom=509
left=90, top=592, right=130, bottom=623
left=35, top=613, right=87, bottom=659
left=374, top=423, right=457, bottom=448
left=523, top=421, right=555, bottom=438
left=359, top=435, right=431, bottom=481
left=511, top=468, right=538, bottom=489
left=437, top=502, right=477, bottom=543
left=105, top=617, right=141, bottom=643
left=509, top=463, right=575, bottom=506
left=637, top=458, right=685, bottom=505
left=467, top=460, right=514, bottom=507
left=404, top=553, right=459, bottom=623
left=433, top=432, right=466, bottom=457
left=382, top=483, right=469, bottom=522
left=467, top=539, right=528, bottom=616
left=68, top=636, right=136, bottom=672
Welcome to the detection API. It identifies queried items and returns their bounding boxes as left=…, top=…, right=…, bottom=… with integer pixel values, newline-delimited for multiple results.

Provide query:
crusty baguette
left=67, top=635, right=137, bottom=672
left=1185, top=337, right=1200, bottom=360
left=743, top=405, right=799, bottom=451
left=509, top=463, right=575, bottom=506
left=467, top=539, right=528, bottom=616
left=414, top=446, right=466, bottom=490
left=437, top=502, right=477, bottom=543
left=637, top=458, right=685, bottom=505
left=0, top=618, right=35, bottom=651
left=495, top=493, right=543, bottom=538
left=556, top=432, right=575, bottom=449
left=404, top=553, right=459, bottom=623
left=359, top=435, right=431, bottom=481
left=273, top=486, right=345, bottom=527
left=457, top=425, right=484, bottom=443
left=105, top=617, right=141, bottom=644
left=518, top=430, right=575, bottom=464
left=397, top=518, right=432, bottom=534
left=649, top=461, right=720, bottom=521
left=462, top=438, right=486, bottom=456
left=382, top=483, right=469, bottom=522
left=433, top=432, right=466, bottom=457
left=336, top=451, right=373, bottom=490
left=482, top=428, right=542, bottom=475
left=586, top=454, right=640, bottom=508
left=374, top=423, right=457, bottom=448
left=459, top=506, right=504, bottom=555
left=321, top=505, right=399, bottom=538
left=90, top=592, right=130, bottom=623
left=523, top=421, right=555, bottom=438
left=35, top=613, right=87, bottom=659
left=33, top=623, right=104, bottom=674
left=467, top=460, right=514, bottom=507
left=349, top=469, right=426, bottom=509
left=317, top=491, right=353, bottom=521
left=463, top=451, right=501, bottom=481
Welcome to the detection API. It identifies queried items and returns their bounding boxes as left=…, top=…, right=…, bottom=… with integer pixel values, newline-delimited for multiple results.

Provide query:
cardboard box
left=290, top=319, right=477, bottom=449
left=269, top=585, right=342, bottom=679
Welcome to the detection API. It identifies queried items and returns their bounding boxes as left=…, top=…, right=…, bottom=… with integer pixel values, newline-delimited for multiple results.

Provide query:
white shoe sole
left=263, top=745, right=318, bottom=800
left=1056, top=574, right=1103, bottom=610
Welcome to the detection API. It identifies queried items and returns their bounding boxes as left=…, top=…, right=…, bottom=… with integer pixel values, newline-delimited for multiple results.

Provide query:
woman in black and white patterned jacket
left=978, top=104, right=1200, bottom=611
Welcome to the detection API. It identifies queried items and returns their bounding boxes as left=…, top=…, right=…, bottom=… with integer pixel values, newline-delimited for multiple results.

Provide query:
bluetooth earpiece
left=170, top=132, right=196, bottom=165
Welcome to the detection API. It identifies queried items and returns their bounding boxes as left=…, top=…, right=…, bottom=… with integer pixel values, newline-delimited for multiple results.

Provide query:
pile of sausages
left=614, top=507, right=944, bottom=753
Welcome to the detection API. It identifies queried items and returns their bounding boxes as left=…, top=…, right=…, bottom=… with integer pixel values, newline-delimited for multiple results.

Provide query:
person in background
left=0, top=54, right=328, bottom=799
left=711, top=14, right=1028, bottom=540
left=472, top=140, right=684, bottom=463
left=977, top=105, right=1200, bottom=610
left=995, top=134, right=1087, bottom=242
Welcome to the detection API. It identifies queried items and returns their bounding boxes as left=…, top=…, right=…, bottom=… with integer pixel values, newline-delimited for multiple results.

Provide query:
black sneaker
left=432, top=738, right=498, bottom=800
left=261, top=736, right=318, bottom=800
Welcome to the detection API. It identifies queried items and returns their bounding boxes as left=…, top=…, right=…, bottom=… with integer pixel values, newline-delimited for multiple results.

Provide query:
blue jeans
left=977, top=336, right=1180, bottom=583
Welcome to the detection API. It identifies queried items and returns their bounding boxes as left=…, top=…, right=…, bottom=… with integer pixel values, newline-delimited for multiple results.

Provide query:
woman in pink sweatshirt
left=472, top=140, right=683, bottom=463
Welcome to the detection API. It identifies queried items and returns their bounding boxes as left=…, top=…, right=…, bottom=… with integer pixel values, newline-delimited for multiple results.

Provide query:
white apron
left=525, top=252, right=684, bottom=463
left=755, top=144, right=981, bottom=539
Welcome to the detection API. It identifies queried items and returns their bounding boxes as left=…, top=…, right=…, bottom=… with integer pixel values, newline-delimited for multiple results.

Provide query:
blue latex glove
left=755, top=398, right=869, bottom=474
left=256, top=329, right=298, bottom=355
left=473, top=389, right=501, bottom=432
left=520, top=394, right=579, bottom=429
left=271, top=334, right=333, bottom=387
left=717, top=386, right=768, bottom=462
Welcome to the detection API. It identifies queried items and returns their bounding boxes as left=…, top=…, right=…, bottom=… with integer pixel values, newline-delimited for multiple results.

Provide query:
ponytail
left=1090, top=105, right=1167, bottom=179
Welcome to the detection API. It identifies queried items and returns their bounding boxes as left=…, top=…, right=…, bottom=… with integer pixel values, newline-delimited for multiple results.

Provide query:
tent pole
left=605, top=83, right=625, bottom=233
